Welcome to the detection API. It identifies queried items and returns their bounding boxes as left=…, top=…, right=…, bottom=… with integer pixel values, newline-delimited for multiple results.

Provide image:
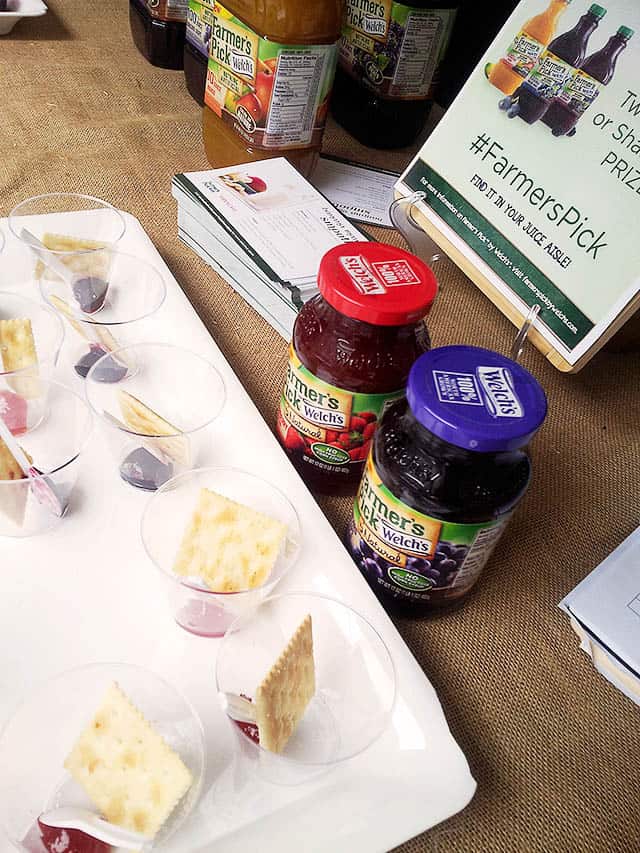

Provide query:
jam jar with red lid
left=347, top=345, right=548, bottom=614
left=276, top=242, right=438, bottom=494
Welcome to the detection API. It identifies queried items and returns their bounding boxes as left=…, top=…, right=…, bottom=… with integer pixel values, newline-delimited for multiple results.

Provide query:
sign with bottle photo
left=396, top=0, right=640, bottom=372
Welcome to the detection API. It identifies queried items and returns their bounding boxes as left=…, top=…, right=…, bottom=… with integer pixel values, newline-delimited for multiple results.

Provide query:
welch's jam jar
left=347, top=345, right=548, bottom=614
left=276, top=242, right=438, bottom=494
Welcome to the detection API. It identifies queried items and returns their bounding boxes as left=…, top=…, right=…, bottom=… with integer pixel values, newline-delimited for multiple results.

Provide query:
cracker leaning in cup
left=216, top=592, right=397, bottom=785
left=0, top=379, right=93, bottom=537
left=40, top=253, right=166, bottom=381
left=0, top=292, right=65, bottom=413
left=141, top=468, right=301, bottom=637
left=85, top=343, right=226, bottom=492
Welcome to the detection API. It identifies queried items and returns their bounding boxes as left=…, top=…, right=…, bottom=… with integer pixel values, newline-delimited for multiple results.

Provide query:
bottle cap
left=318, top=242, right=437, bottom=326
left=406, top=346, right=548, bottom=453
left=588, top=4, right=606, bottom=19
left=618, top=26, right=634, bottom=39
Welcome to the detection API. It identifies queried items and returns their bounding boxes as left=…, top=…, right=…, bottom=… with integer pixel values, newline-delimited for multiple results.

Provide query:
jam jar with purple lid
left=347, top=345, right=548, bottom=615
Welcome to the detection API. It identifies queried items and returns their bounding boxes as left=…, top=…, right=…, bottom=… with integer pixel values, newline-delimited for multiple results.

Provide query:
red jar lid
left=317, top=242, right=438, bottom=326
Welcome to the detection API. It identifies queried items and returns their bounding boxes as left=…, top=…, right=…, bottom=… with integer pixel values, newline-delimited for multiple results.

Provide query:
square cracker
left=118, top=390, right=190, bottom=467
left=172, top=488, right=286, bottom=592
left=0, top=439, right=31, bottom=526
left=64, top=682, right=193, bottom=839
left=34, top=232, right=110, bottom=282
left=0, top=318, right=40, bottom=399
left=255, top=614, right=315, bottom=753
left=49, top=294, right=122, bottom=355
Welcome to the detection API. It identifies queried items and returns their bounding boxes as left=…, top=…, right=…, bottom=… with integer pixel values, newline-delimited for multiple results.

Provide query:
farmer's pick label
left=204, top=2, right=338, bottom=150
left=277, top=345, right=403, bottom=476
left=556, top=67, right=601, bottom=114
left=186, top=0, right=215, bottom=55
left=349, top=455, right=510, bottom=601
left=525, top=49, right=573, bottom=98
left=338, top=1, right=456, bottom=100
left=502, top=30, right=546, bottom=79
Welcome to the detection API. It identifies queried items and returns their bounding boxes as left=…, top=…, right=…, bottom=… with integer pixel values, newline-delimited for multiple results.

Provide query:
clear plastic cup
left=141, top=468, right=301, bottom=637
left=0, top=379, right=93, bottom=537
left=0, top=292, right=65, bottom=411
left=39, top=252, right=166, bottom=379
left=216, top=592, right=397, bottom=785
left=85, top=344, right=226, bottom=493
left=0, top=662, right=205, bottom=851
left=8, top=193, right=126, bottom=289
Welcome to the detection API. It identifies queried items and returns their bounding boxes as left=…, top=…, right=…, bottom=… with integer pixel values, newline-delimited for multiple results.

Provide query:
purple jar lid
left=407, top=346, right=547, bottom=453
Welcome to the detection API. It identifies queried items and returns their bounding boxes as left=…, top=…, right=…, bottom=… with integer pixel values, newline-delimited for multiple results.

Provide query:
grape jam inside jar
left=276, top=242, right=438, bottom=494
left=347, top=346, right=547, bottom=614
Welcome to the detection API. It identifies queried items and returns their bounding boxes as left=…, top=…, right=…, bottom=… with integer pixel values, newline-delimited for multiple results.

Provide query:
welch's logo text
left=476, top=366, right=523, bottom=418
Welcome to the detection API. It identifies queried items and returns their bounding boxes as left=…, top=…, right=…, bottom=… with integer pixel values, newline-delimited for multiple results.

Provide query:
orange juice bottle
left=488, top=0, right=570, bottom=95
left=202, top=0, right=343, bottom=178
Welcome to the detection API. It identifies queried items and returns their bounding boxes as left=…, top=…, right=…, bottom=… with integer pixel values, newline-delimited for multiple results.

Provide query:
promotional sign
left=396, top=0, right=640, bottom=371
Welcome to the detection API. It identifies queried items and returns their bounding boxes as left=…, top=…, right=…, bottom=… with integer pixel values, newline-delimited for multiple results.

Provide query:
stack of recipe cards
left=172, top=157, right=368, bottom=338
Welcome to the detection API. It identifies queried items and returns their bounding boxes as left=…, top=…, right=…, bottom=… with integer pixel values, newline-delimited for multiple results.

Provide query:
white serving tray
left=0, top=0, right=47, bottom=36
left=0, top=213, right=476, bottom=853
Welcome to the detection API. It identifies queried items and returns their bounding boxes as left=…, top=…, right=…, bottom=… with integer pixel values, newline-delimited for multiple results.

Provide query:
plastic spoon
left=0, top=414, right=66, bottom=517
left=220, top=692, right=257, bottom=724
left=39, top=807, right=152, bottom=850
left=20, top=227, right=109, bottom=314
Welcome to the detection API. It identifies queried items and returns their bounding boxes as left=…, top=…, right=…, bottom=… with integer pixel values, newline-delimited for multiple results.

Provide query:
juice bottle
left=488, top=0, right=570, bottom=96
left=543, top=25, right=633, bottom=136
left=184, top=0, right=215, bottom=104
left=201, top=1, right=343, bottom=179
left=129, top=0, right=187, bottom=69
left=504, top=4, right=606, bottom=124
left=330, top=0, right=459, bottom=149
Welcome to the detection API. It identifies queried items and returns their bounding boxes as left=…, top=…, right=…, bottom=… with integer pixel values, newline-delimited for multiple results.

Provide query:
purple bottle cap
left=407, top=346, right=547, bottom=453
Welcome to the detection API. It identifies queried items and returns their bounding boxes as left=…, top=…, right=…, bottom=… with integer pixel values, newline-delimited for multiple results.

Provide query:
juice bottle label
left=338, top=1, right=456, bottom=101
left=503, top=30, right=546, bottom=79
left=348, top=454, right=511, bottom=603
left=524, top=49, right=573, bottom=98
left=145, top=0, right=188, bottom=23
left=277, top=344, right=404, bottom=477
left=186, top=0, right=215, bottom=56
left=204, top=2, right=337, bottom=151
left=556, top=67, right=601, bottom=114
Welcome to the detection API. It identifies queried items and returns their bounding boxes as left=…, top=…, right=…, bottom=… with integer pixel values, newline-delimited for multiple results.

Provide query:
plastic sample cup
left=0, top=292, right=65, bottom=419
left=0, top=379, right=93, bottom=537
left=39, top=252, right=166, bottom=379
left=85, top=343, right=226, bottom=492
left=216, top=592, right=397, bottom=784
left=0, top=662, right=205, bottom=851
left=140, top=467, right=301, bottom=637
left=9, top=193, right=127, bottom=286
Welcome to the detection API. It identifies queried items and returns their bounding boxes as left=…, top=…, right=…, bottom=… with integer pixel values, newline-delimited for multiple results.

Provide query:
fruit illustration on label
left=236, top=92, right=263, bottom=129
left=255, top=63, right=276, bottom=118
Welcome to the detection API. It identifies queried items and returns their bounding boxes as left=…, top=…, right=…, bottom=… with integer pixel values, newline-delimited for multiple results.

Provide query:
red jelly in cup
left=276, top=242, right=437, bottom=494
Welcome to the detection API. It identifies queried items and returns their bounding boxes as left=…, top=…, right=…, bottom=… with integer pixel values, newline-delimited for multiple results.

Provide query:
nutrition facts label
left=453, top=518, right=510, bottom=592
left=390, top=14, right=443, bottom=99
left=265, top=50, right=328, bottom=148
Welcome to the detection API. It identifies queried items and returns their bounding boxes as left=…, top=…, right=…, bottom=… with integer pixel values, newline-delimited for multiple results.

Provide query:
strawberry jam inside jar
left=276, top=242, right=438, bottom=495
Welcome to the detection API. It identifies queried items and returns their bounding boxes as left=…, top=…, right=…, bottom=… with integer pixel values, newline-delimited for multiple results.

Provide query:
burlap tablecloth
left=1, top=3, right=638, bottom=850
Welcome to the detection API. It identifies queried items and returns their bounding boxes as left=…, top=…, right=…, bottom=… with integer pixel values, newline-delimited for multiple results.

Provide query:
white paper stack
left=559, top=526, right=640, bottom=706
left=172, top=158, right=369, bottom=338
